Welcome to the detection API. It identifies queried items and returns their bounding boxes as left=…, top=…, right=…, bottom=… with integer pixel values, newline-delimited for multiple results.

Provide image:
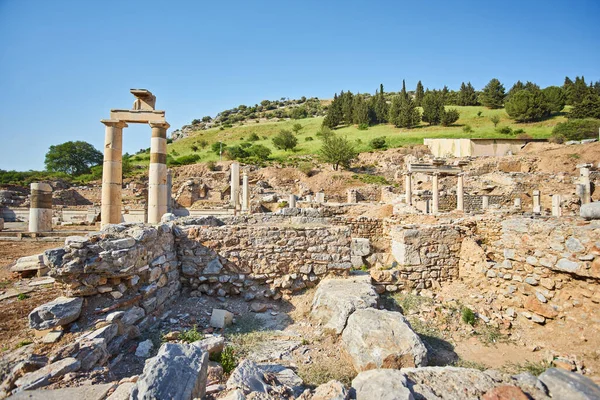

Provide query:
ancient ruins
left=0, top=91, right=600, bottom=400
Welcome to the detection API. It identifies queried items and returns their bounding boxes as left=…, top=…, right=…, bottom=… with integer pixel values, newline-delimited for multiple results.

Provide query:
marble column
left=514, top=198, right=522, bottom=209
left=552, top=194, right=562, bottom=217
left=101, top=119, right=127, bottom=227
left=432, top=173, right=439, bottom=214
left=404, top=173, right=412, bottom=205
left=242, top=171, right=250, bottom=212
left=579, top=167, right=592, bottom=204
left=230, top=162, right=240, bottom=209
left=456, top=173, right=464, bottom=212
left=533, top=190, right=541, bottom=214
left=347, top=189, right=358, bottom=204
left=166, top=169, right=173, bottom=213
left=316, top=191, right=325, bottom=203
left=29, top=182, right=52, bottom=232
left=289, top=194, right=296, bottom=208
left=148, top=122, right=170, bottom=224
left=482, top=195, right=489, bottom=210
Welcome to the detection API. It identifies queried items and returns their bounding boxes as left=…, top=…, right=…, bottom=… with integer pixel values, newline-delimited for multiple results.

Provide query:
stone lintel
left=100, top=119, right=128, bottom=128
left=149, top=121, right=171, bottom=129
left=110, top=110, right=166, bottom=124
left=130, top=88, right=154, bottom=98
left=408, top=163, right=462, bottom=175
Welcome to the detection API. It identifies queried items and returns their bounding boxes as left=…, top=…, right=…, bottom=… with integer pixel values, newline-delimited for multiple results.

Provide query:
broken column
left=577, top=164, right=592, bottom=204
left=306, top=195, right=313, bottom=203
left=533, top=190, right=541, bottom=214
left=431, top=173, right=439, bottom=214
left=316, top=191, right=325, bottom=203
left=29, top=182, right=52, bottom=232
left=404, top=172, right=412, bottom=205
left=100, top=119, right=127, bottom=227
left=456, top=173, right=464, bottom=212
left=482, top=195, right=489, bottom=210
left=242, top=171, right=250, bottom=212
left=552, top=194, right=562, bottom=217
left=514, top=198, right=522, bottom=209
left=289, top=194, right=296, bottom=208
left=230, top=162, right=240, bottom=209
left=148, top=122, right=170, bottom=224
left=347, top=189, right=358, bottom=204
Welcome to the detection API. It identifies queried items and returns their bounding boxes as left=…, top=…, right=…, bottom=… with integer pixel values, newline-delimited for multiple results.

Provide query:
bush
left=440, top=108, right=460, bottom=126
left=211, top=142, right=226, bottom=155
left=461, top=307, right=476, bottom=326
left=206, top=161, right=217, bottom=171
left=496, top=126, right=513, bottom=135
left=225, top=145, right=249, bottom=160
left=198, top=139, right=208, bottom=148
left=490, top=115, right=500, bottom=127
left=305, top=136, right=314, bottom=142
left=462, top=125, right=474, bottom=134
left=219, top=346, right=237, bottom=374
left=369, top=137, right=387, bottom=149
left=320, top=134, right=357, bottom=171
left=169, top=154, right=201, bottom=166
left=298, top=162, right=314, bottom=177
left=248, top=133, right=260, bottom=141
left=552, top=119, right=600, bottom=141
left=272, top=129, right=298, bottom=151
left=316, top=126, right=333, bottom=139
left=179, top=325, right=203, bottom=343
left=190, top=145, right=199, bottom=152
left=358, top=123, right=369, bottom=131
left=247, top=144, right=271, bottom=161
left=505, top=88, right=551, bottom=122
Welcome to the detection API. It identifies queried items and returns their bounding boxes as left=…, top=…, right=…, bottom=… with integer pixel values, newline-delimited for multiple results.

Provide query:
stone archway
left=100, top=89, right=170, bottom=227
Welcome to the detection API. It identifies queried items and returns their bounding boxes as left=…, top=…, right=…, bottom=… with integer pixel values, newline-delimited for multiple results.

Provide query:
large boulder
left=352, top=369, right=414, bottom=400
left=311, top=276, right=378, bottom=334
left=28, top=297, right=83, bottom=330
left=580, top=202, right=600, bottom=220
left=13, top=357, right=80, bottom=392
left=130, top=343, right=209, bottom=400
left=539, top=368, right=600, bottom=400
left=226, top=360, right=271, bottom=394
left=341, top=309, right=427, bottom=371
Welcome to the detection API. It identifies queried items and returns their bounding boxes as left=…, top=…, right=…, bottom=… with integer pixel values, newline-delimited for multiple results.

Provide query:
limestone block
left=312, top=380, right=349, bottom=400
left=14, top=357, right=80, bottom=391
left=131, top=343, right=209, bottom=400
left=209, top=309, right=234, bottom=328
left=226, top=360, right=271, bottom=393
left=539, top=368, right=600, bottom=400
left=10, top=383, right=114, bottom=400
left=28, top=297, right=83, bottom=330
left=351, top=238, right=371, bottom=257
left=192, top=335, right=225, bottom=356
left=342, top=308, right=427, bottom=371
left=580, top=202, right=600, bottom=220
left=352, top=369, right=413, bottom=400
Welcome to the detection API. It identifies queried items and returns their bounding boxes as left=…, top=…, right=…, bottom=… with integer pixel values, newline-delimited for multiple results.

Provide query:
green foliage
left=278, top=201, right=288, bottom=208
left=15, top=340, right=33, bottom=349
left=190, top=145, right=199, bottom=152
left=292, top=123, right=303, bottom=134
left=272, top=129, right=298, bottom=151
left=305, top=136, right=314, bottom=141
left=415, top=81, right=425, bottom=106
left=179, top=325, right=204, bottom=343
left=566, top=76, right=591, bottom=105
left=496, top=126, right=513, bottom=135
left=248, top=133, right=260, bottom=141
left=569, top=94, right=600, bottom=119
left=421, top=91, right=445, bottom=125
left=211, top=142, right=226, bottom=155
left=247, top=144, right=272, bottom=161
left=389, top=95, right=420, bottom=128
left=371, top=84, right=389, bottom=124
left=542, top=86, right=567, bottom=114
left=441, top=108, right=460, bottom=126
left=219, top=346, right=238, bottom=374
left=323, top=93, right=344, bottom=128
left=458, top=82, right=478, bottom=106
left=552, top=119, right=600, bottom=141
left=169, top=154, right=201, bottom=166
left=225, top=145, right=249, bottom=160
left=503, top=360, right=552, bottom=377
left=352, top=95, right=370, bottom=126
left=352, top=173, right=390, bottom=185
left=316, top=126, right=333, bottom=139
left=490, top=115, right=500, bottom=127
left=206, top=161, right=217, bottom=171
left=357, top=123, right=369, bottom=131
left=505, top=84, right=552, bottom=122
left=0, top=170, right=70, bottom=186
left=298, top=162, right=314, bottom=176
left=480, top=78, right=506, bottom=109
left=369, top=136, right=387, bottom=149
left=463, top=125, right=474, bottom=134
left=17, top=293, right=29, bottom=301
left=44, top=141, right=103, bottom=176
left=461, top=307, right=476, bottom=326
left=198, top=139, right=208, bottom=148
left=319, top=134, right=357, bottom=171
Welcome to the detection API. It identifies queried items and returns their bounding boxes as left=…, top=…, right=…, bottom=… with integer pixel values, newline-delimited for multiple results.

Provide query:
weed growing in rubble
left=477, top=325, right=505, bottom=345
left=218, top=346, right=238, bottom=373
left=15, top=340, right=32, bottom=349
left=502, top=360, right=551, bottom=376
left=16, top=293, right=29, bottom=301
left=179, top=325, right=204, bottom=343
left=453, top=358, right=487, bottom=371
left=461, top=307, right=476, bottom=326
left=297, top=355, right=356, bottom=387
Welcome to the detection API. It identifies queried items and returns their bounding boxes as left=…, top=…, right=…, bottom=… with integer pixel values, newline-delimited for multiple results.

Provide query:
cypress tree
left=398, top=96, right=421, bottom=128
left=388, top=95, right=402, bottom=127
left=352, top=94, right=370, bottom=125
left=323, top=93, right=343, bottom=128
left=480, top=78, right=506, bottom=109
left=401, top=79, right=408, bottom=100
left=569, top=76, right=590, bottom=105
left=415, top=81, right=424, bottom=106
left=373, top=84, right=389, bottom=124
left=421, top=91, right=445, bottom=125
left=458, top=82, right=467, bottom=105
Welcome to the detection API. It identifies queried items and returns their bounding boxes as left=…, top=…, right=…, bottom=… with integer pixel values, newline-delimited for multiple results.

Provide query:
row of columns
left=404, top=172, right=464, bottom=214
left=100, top=120, right=170, bottom=227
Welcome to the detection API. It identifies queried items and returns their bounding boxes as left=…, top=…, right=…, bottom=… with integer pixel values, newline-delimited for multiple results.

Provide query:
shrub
left=211, top=142, right=226, bottom=155
left=219, top=346, right=237, bottom=373
left=272, top=129, right=298, bottom=151
left=305, top=136, right=314, bottom=142
left=225, top=145, right=249, bottom=160
left=278, top=201, right=288, bottom=208
left=17, top=293, right=29, bottom=301
left=170, top=154, right=201, bottom=166
left=316, top=126, right=333, bottom=139
left=477, top=111, right=483, bottom=117
left=462, top=125, right=474, bottom=134
left=552, top=119, right=600, bottom=141
left=298, top=162, right=313, bottom=176
left=179, top=325, right=204, bottom=343
left=358, top=123, right=369, bottom=131
left=248, top=133, right=260, bottom=141
left=505, top=87, right=551, bottom=122
left=190, top=145, right=199, bottom=152
left=247, top=144, right=271, bottom=161
left=496, top=126, right=513, bottom=135
left=441, top=108, right=460, bottom=126
left=369, top=137, right=387, bottom=149
left=206, top=161, right=217, bottom=171
left=461, top=307, right=476, bottom=326
left=570, top=94, right=600, bottom=119
left=490, top=115, right=500, bottom=127
left=198, top=139, right=208, bottom=148
left=292, top=123, right=303, bottom=134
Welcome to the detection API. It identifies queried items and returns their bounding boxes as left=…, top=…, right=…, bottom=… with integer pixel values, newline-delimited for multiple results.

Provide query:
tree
left=341, top=91, right=354, bottom=124
left=323, top=93, right=343, bottom=128
left=415, top=81, right=424, bottom=106
left=352, top=94, right=370, bottom=126
left=44, top=141, right=103, bottom=176
left=390, top=95, right=420, bottom=128
left=490, top=115, right=500, bottom=127
left=211, top=142, right=227, bottom=155
left=480, top=78, right=506, bottom=109
left=319, top=134, right=357, bottom=171
left=371, top=84, right=389, bottom=124
left=506, top=81, right=525, bottom=100
left=505, top=85, right=551, bottom=122
left=401, top=79, right=408, bottom=100
left=247, top=144, right=272, bottom=161
left=441, top=108, right=460, bottom=126
left=567, top=76, right=590, bottom=105
left=421, top=91, right=445, bottom=125
left=569, top=93, right=600, bottom=119
left=542, top=86, right=567, bottom=114
left=458, top=82, right=478, bottom=106
left=292, top=123, right=303, bottom=134
left=272, top=129, right=298, bottom=151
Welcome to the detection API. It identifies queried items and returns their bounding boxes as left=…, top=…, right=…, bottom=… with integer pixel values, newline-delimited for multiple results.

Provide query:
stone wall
left=175, top=223, right=352, bottom=297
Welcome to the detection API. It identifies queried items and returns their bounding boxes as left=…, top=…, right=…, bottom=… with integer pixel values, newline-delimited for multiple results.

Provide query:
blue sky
left=1, top=0, right=599, bottom=170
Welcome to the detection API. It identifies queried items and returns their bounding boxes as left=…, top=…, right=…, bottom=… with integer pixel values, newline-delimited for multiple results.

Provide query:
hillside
left=129, top=105, right=569, bottom=168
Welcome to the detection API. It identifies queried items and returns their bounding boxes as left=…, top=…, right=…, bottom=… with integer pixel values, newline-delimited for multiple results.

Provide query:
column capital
left=101, top=119, right=128, bottom=128
left=432, top=172, right=440, bottom=177
left=457, top=172, right=465, bottom=177
left=402, top=171, right=412, bottom=176
left=149, top=121, right=170, bottom=129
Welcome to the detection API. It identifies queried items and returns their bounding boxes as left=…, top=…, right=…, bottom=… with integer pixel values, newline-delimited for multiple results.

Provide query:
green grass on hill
left=129, top=106, right=568, bottom=168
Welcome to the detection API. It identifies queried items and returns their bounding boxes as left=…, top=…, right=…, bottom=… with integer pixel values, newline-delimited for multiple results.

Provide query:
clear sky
left=1, top=0, right=599, bottom=171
